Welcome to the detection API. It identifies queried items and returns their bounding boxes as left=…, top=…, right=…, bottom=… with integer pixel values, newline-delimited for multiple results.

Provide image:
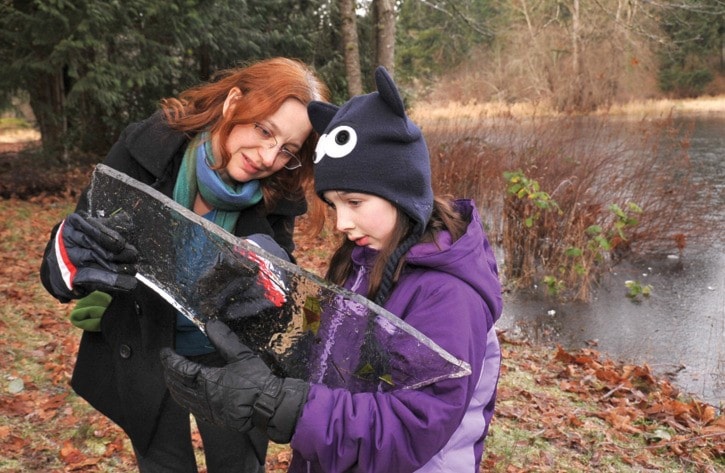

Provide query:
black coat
left=40, top=113, right=306, bottom=454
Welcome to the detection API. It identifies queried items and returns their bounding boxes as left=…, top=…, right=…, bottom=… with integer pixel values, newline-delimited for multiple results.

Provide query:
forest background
left=1, top=0, right=724, bottom=472
left=1, top=0, right=724, bottom=156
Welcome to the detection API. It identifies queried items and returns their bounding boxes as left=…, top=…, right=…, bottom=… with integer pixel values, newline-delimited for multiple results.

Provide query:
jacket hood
left=405, top=199, right=502, bottom=323
left=353, top=199, right=502, bottom=323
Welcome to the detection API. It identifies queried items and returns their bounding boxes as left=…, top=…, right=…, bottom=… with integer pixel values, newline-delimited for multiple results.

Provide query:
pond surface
left=498, top=115, right=724, bottom=409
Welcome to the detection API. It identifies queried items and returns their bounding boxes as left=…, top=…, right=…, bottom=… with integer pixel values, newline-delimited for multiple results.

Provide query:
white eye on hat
left=313, top=125, right=358, bottom=163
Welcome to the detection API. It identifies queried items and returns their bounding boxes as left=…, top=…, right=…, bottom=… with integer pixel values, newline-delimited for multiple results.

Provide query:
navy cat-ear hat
left=308, top=67, right=434, bottom=234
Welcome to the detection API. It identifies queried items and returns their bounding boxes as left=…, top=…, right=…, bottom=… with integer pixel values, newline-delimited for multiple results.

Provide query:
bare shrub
left=422, top=116, right=509, bottom=234
left=422, top=2, right=663, bottom=112
left=420, top=112, right=710, bottom=301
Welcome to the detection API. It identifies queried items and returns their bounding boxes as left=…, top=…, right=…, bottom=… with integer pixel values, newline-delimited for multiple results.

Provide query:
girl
left=161, top=66, right=502, bottom=472
left=40, top=57, right=329, bottom=473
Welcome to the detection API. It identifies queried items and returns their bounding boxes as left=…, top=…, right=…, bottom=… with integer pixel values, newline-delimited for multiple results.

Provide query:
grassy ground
left=410, top=94, right=725, bottom=121
left=0, top=189, right=722, bottom=472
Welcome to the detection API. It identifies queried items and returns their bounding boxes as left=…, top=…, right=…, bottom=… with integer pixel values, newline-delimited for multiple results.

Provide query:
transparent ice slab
left=88, top=164, right=471, bottom=392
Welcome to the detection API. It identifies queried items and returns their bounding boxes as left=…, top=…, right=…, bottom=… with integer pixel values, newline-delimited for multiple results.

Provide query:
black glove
left=197, top=233, right=289, bottom=322
left=42, top=211, right=138, bottom=302
left=160, top=319, right=308, bottom=443
left=196, top=252, right=274, bottom=322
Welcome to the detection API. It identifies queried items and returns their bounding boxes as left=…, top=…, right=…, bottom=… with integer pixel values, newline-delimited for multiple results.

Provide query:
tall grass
left=417, top=111, right=711, bottom=301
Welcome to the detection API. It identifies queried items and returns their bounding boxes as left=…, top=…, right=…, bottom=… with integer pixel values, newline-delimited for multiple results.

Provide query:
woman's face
left=323, top=191, right=398, bottom=250
left=220, top=96, right=312, bottom=183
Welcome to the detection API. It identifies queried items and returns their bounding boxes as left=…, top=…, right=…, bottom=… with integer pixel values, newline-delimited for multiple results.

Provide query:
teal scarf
left=174, top=132, right=263, bottom=232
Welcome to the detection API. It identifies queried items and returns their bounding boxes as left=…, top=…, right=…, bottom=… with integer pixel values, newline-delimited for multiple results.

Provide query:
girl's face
left=323, top=191, right=398, bottom=250
left=219, top=94, right=312, bottom=183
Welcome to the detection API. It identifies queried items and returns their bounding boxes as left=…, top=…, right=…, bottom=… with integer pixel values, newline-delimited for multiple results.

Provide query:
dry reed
left=419, top=109, right=713, bottom=301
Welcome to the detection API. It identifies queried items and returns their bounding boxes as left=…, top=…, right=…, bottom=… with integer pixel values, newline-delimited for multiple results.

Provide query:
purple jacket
left=290, top=200, right=503, bottom=473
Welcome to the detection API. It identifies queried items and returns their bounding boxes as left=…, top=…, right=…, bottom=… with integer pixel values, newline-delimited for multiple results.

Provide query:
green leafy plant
left=625, top=280, right=653, bottom=300
left=504, top=170, right=560, bottom=227
left=555, top=202, right=643, bottom=300
left=502, top=170, right=563, bottom=286
left=542, top=275, right=565, bottom=296
left=609, top=202, right=643, bottom=240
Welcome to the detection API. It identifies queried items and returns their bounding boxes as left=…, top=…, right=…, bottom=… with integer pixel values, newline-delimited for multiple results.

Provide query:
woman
left=161, top=66, right=503, bottom=472
left=40, top=57, right=329, bottom=472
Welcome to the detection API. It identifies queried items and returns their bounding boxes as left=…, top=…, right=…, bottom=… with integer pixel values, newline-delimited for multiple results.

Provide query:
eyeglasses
left=253, top=123, right=303, bottom=170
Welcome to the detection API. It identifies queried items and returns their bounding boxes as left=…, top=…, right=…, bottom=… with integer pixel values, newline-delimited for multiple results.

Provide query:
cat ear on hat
left=374, top=67, right=406, bottom=119
left=307, top=101, right=339, bottom=134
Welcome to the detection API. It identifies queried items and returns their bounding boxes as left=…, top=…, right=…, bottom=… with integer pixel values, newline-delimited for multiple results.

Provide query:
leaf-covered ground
left=1, top=161, right=723, bottom=472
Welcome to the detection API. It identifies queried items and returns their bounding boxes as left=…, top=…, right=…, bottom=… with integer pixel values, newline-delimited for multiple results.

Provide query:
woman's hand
left=42, top=212, right=138, bottom=301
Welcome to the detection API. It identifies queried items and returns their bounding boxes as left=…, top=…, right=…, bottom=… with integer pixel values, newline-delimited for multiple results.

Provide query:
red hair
left=160, top=57, right=330, bottom=210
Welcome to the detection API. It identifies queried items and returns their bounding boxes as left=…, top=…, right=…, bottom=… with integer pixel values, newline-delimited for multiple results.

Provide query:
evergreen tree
left=396, top=0, right=495, bottom=86
left=0, top=0, right=339, bottom=158
left=657, top=1, right=723, bottom=97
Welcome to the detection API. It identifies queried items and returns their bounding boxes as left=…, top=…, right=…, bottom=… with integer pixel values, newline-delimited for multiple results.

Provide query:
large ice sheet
left=88, top=164, right=471, bottom=392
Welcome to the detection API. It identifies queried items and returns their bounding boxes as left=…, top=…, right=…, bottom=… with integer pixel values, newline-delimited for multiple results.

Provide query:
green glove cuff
left=69, top=291, right=112, bottom=331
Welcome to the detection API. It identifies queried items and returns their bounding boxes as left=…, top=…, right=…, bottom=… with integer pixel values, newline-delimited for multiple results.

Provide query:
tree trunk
left=27, top=70, right=67, bottom=160
left=374, top=0, right=396, bottom=76
left=340, top=0, right=363, bottom=96
left=199, top=43, right=211, bottom=81
left=570, top=0, right=584, bottom=110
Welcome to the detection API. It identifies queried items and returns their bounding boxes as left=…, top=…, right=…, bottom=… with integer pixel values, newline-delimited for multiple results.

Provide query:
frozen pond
left=498, top=115, right=724, bottom=409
